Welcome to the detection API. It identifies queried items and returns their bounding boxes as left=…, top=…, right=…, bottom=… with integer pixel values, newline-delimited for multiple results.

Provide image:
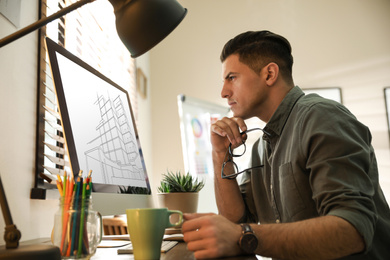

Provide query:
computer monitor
left=46, top=37, right=153, bottom=215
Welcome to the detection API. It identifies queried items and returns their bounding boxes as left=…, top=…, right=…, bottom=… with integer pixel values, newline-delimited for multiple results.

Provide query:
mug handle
left=167, top=210, right=183, bottom=227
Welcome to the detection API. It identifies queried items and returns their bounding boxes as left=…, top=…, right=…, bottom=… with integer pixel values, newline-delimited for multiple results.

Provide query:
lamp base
left=0, top=244, right=61, bottom=260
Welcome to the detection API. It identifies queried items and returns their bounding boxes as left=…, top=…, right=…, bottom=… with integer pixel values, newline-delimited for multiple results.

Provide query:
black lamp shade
left=109, top=0, right=187, bottom=58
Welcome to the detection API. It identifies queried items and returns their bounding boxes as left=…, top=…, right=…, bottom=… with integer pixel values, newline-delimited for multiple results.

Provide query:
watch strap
left=240, top=223, right=253, bottom=233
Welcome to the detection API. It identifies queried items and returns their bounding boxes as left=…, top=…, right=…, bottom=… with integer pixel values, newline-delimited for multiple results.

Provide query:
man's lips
left=228, top=100, right=237, bottom=107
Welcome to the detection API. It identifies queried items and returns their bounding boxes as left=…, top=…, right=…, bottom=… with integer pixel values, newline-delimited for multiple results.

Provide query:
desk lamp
left=0, top=0, right=187, bottom=57
left=0, top=0, right=187, bottom=259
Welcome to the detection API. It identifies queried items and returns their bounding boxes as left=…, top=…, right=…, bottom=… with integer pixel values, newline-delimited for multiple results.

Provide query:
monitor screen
left=46, top=38, right=152, bottom=215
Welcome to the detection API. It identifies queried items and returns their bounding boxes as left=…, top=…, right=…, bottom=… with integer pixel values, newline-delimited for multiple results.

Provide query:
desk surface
left=93, top=242, right=259, bottom=260
left=14, top=238, right=259, bottom=260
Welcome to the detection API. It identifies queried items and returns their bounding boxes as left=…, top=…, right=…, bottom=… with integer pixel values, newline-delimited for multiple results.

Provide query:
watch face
left=240, top=233, right=258, bottom=253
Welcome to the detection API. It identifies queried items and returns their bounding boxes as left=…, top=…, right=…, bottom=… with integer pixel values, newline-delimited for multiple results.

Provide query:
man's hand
left=182, top=213, right=243, bottom=259
left=210, top=117, right=248, bottom=222
left=210, top=117, right=247, bottom=154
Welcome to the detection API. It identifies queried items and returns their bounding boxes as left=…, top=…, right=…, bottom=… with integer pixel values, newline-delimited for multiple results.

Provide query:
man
left=182, top=31, right=390, bottom=259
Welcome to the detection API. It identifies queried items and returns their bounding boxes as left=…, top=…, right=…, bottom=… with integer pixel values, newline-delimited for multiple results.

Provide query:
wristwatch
left=238, top=223, right=258, bottom=254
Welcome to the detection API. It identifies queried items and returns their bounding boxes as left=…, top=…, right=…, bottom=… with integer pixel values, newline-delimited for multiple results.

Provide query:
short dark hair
left=220, top=31, right=294, bottom=84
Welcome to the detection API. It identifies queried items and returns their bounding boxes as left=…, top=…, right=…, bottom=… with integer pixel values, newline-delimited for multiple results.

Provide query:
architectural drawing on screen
left=84, top=93, right=144, bottom=186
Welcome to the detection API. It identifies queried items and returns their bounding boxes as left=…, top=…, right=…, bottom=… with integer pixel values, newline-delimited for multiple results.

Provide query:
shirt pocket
left=279, top=162, right=306, bottom=219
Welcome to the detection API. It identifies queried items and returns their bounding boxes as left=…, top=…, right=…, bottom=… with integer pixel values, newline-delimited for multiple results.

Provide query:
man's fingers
left=185, top=237, right=221, bottom=259
left=182, top=213, right=215, bottom=234
left=210, top=123, right=227, bottom=137
left=183, top=228, right=204, bottom=243
left=211, top=117, right=247, bottom=146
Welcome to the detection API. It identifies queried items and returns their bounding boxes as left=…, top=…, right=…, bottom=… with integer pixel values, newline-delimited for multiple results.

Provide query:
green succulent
left=119, top=186, right=151, bottom=194
left=157, top=170, right=205, bottom=193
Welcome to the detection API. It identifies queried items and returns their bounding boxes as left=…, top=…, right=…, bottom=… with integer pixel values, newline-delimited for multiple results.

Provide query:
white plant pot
left=157, top=192, right=199, bottom=223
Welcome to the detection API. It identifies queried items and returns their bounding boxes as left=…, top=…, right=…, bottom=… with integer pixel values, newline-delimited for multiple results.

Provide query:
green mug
left=126, top=208, right=183, bottom=260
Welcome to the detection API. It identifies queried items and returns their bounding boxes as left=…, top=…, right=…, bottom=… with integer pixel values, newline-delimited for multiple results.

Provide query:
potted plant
left=157, top=170, right=205, bottom=224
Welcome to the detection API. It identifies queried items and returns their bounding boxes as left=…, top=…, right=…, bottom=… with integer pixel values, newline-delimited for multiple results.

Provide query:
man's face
left=221, top=54, right=268, bottom=119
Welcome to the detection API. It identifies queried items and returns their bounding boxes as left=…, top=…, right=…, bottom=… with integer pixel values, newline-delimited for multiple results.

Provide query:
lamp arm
left=0, top=176, right=12, bottom=226
left=0, top=176, right=22, bottom=249
left=0, top=0, right=95, bottom=48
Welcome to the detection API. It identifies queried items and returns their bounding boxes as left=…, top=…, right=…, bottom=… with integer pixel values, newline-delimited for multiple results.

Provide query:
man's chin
left=232, top=111, right=250, bottom=120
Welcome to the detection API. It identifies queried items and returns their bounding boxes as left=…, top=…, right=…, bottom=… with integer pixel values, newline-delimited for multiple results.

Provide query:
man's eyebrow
left=224, top=72, right=237, bottom=80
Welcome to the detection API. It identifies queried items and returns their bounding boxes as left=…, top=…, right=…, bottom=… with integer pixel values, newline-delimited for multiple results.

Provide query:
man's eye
left=228, top=76, right=236, bottom=81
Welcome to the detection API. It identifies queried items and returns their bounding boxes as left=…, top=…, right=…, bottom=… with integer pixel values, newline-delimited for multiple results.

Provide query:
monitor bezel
left=45, top=37, right=151, bottom=195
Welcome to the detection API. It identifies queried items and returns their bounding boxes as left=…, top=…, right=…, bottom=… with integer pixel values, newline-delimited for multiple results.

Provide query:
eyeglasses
left=221, top=128, right=267, bottom=179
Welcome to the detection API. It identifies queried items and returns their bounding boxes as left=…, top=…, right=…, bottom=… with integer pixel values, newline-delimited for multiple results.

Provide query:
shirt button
left=276, top=219, right=280, bottom=223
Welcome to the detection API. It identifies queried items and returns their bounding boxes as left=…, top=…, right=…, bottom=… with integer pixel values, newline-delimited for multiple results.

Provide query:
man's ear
left=264, top=62, right=279, bottom=86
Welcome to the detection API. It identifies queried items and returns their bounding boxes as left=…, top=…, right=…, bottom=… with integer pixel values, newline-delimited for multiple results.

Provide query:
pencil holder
left=52, top=197, right=102, bottom=259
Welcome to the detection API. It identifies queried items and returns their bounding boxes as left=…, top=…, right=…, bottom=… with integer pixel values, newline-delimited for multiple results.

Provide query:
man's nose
left=221, top=82, right=231, bottom=98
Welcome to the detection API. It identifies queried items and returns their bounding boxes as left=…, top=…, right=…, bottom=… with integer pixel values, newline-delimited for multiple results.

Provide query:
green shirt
left=240, top=86, right=390, bottom=259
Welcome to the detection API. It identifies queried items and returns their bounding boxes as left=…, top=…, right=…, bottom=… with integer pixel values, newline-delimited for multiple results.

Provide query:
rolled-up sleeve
left=300, top=102, right=378, bottom=252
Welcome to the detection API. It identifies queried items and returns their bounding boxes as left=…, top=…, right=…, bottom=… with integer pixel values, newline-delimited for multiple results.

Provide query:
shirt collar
left=263, top=86, right=305, bottom=138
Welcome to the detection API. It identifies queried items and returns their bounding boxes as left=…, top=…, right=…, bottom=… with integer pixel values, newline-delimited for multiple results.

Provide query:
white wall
left=0, top=0, right=389, bottom=244
left=0, top=0, right=60, bottom=242
left=148, top=0, right=390, bottom=213
left=135, top=54, right=156, bottom=192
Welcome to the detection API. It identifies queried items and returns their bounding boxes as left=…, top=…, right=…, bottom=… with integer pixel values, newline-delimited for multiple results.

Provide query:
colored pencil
left=56, top=180, right=63, bottom=196
left=70, top=173, right=82, bottom=255
left=77, top=180, right=87, bottom=256
left=56, top=170, right=93, bottom=257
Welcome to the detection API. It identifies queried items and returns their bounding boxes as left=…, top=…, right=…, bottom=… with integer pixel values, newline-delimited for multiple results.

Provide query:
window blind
left=33, top=0, right=137, bottom=198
